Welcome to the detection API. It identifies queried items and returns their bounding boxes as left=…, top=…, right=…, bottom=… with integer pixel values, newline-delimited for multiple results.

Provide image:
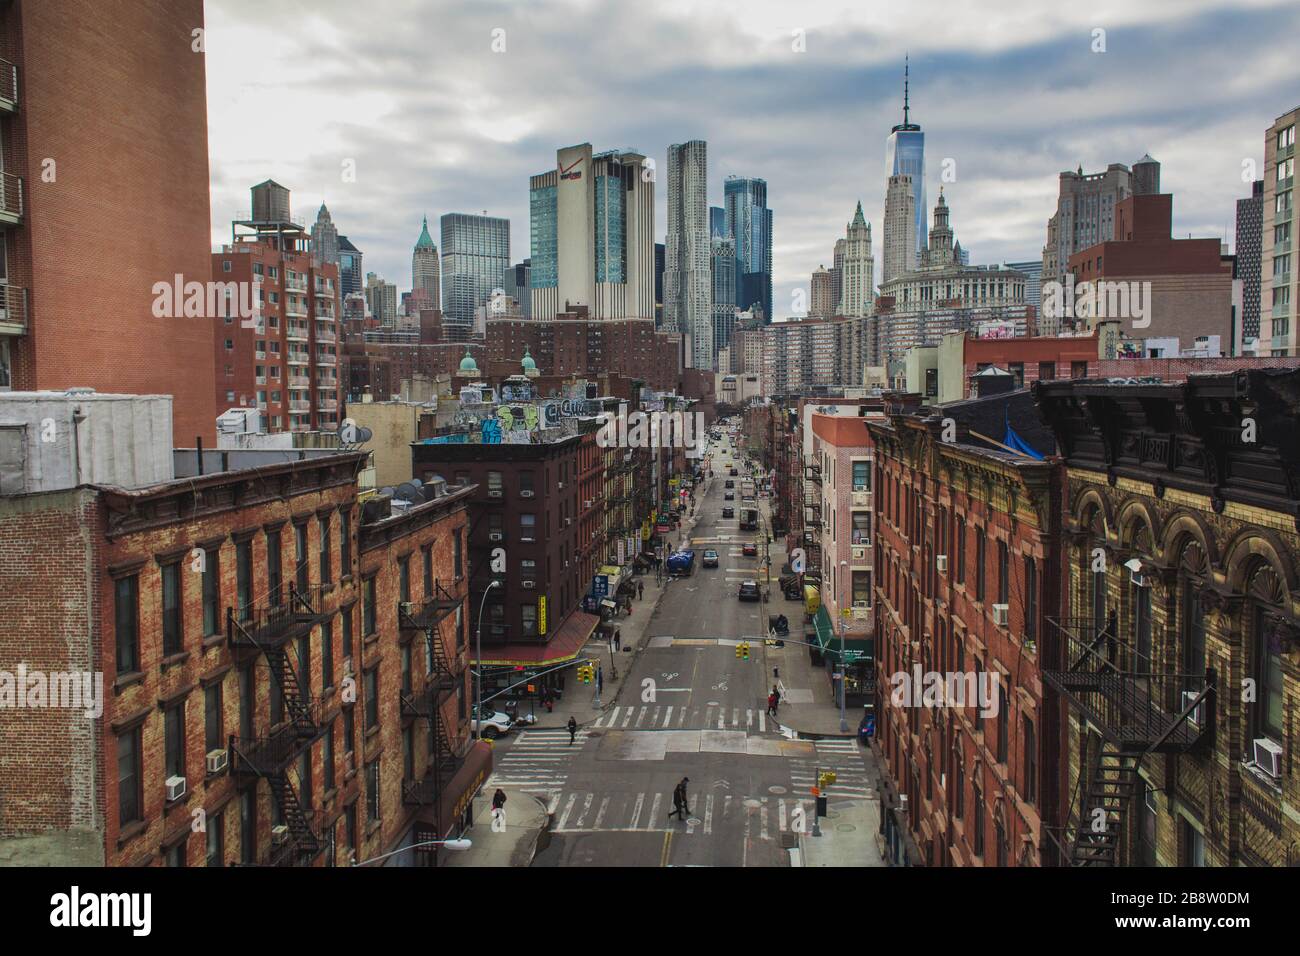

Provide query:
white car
left=471, top=705, right=535, bottom=740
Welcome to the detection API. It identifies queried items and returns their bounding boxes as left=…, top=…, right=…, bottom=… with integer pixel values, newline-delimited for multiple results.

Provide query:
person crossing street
left=567, top=716, right=578, bottom=745
left=668, top=777, right=691, bottom=820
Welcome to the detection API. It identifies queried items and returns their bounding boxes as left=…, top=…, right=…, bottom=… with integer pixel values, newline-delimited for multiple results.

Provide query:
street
left=484, top=429, right=883, bottom=867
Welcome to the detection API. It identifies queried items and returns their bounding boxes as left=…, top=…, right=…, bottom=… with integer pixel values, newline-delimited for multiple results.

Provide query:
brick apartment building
left=0, top=0, right=217, bottom=444
left=1035, top=369, right=1300, bottom=866
left=0, top=390, right=483, bottom=866
left=1067, top=193, right=1233, bottom=347
left=868, top=393, right=1065, bottom=866
left=486, top=314, right=682, bottom=393
left=216, top=182, right=343, bottom=434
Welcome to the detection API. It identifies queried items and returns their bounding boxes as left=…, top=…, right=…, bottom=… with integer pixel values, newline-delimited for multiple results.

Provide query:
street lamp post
left=474, top=579, right=502, bottom=739
left=352, top=838, right=471, bottom=866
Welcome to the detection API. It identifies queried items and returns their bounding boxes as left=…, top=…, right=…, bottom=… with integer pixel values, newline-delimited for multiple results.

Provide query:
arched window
left=1085, top=505, right=1107, bottom=626
left=953, top=746, right=964, bottom=819
left=1129, top=523, right=1154, bottom=675
left=1178, top=539, right=1208, bottom=695
left=1248, top=563, right=1286, bottom=743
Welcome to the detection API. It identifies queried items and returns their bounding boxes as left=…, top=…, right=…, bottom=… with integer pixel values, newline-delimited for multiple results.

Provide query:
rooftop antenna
left=903, top=54, right=910, bottom=127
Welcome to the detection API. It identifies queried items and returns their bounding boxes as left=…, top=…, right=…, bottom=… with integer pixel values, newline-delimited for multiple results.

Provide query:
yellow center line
left=660, top=829, right=673, bottom=867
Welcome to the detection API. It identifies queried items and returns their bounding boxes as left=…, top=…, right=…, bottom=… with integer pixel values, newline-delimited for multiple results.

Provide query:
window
left=238, top=666, right=254, bottom=741
left=165, top=703, right=186, bottom=782
left=1137, top=779, right=1158, bottom=867
left=956, top=524, right=966, bottom=585
left=519, top=471, right=535, bottom=495
left=1023, top=717, right=1037, bottom=806
left=364, top=668, right=379, bottom=729
left=166, top=841, right=187, bottom=868
left=422, top=544, right=433, bottom=596
left=343, top=704, right=356, bottom=755
left=117, top=727, right=143, bottom=827
left=1024, top=556, right=1037, bottom=641
left=1255, top=604, right=1285, bottom=741
left=201, top=548, right=221, bottom=637
left=265, top=530, right=281, bottom=607
left=972, top=784, right=984, bottom=856
left=161, top=561, right=183, bottom=655
left=851, top=460, right=870, bottom=491
left=297, top=633, right=311, bottom=699
left=345, top=802, right=358, bottom=859
left=298, top=748, right=312, bottom=810
left=975, top=528, right=986, bottom=602
left=454, top=528, right=464, bottom=578
left=953, top=751, right=964, bottom=819
left=401, top=642, right=413, bottom=696
left=852, top=571, right=872, bottom=606
left=1182, top=819, right=1205, bottom=867
left=363, top=577, right=377, bottom=635
left=340, top=509, right=352, bottom=577
left=1071, top=361, right=1088, bottom=379
left=1279, top=124, right=1296, bottom=150
left=366, top=759, right=381, bottom=822
left=324, top=723, right=336, bottom=793
left=851, top=511, right=871, bottom=545
left=487, top=470, right=503, bottom=495
left=321, top=619, right=334, bottom=691
left=1133, top=581, right=1152, bottom=674
left=399, top=555, right=411, bottom=604
left=996, top=541, right=1008, bottom=606
left=115, top=575, right=140, bottom=675
left=206, top=811, right=224, bottom=867
left=319, top=515, right=332, bottom=585
left=341, top=605, right=353, bottom=659
left=522, top=604, right=538, bottom=637
left=204, top=682, right=222, bottom=755
left=995, top=819, right=1008, bottom=867
left=295, top=522, right=310, bottom=593
left=237, top=540, right=253, bottom=620
left=520, top=514, right=536, bottom=541
left=996, top=685, right=1009, bottom=763
left=240, top=789, right=256, bottom=865
left=1038, top=361, right=1056, bottom=381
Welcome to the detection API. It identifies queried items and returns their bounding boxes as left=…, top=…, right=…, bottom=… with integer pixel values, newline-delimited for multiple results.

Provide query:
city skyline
left=204, top=0, right=1300, bottom=320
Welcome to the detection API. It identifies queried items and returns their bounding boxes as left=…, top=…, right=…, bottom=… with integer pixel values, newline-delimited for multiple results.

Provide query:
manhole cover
left=836, top=824, right=856, bottom=833
left=743, top=799, right=763, bottom=809
left=687, top=817, right=702, bottom=826
left=707, top=701, right=720, bottom=707
left=826, top=810, right=840, bottom=820
left=768, top=785, right=787, bottom=795
left=588, top=731, right=603, bottom=738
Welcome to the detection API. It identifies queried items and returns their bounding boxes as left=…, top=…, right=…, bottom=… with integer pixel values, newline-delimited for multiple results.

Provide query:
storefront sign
left=538, top=596, right=547, bottom=635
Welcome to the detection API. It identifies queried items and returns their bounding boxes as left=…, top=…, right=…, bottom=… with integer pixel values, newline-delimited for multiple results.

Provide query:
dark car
left=724, top=492, right=734, bottom=501
left=730, top=467, right=739, bottom=476
left=702, top=549, right=719, bottom=568
left=738, top=580, right=761, bottom=602
left=725, top=480, right=734, bottom=489
left=722, top=507, right=734, bottom=518
left=742, top=542, right=758, bottom=557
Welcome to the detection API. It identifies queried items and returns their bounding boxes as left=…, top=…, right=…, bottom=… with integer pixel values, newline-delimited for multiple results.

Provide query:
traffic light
left=818, top=770, right=837, bottom=790
left=735, top=643, right=744, bottom=660
left=743, top=641, right=750, bottom=661
left=577, top=663, right=593, bottom=684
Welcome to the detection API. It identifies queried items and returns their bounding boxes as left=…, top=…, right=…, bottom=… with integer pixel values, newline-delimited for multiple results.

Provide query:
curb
left=510, top=791, right=552, bottom=867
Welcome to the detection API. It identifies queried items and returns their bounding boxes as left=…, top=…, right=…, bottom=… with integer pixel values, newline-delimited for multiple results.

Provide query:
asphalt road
left=490, top=430, right=874, bottom=867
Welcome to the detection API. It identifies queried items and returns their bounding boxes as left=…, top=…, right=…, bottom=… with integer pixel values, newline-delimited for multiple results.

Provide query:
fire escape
left=1042, top=615, right=1215, bottom=866
left=398, top=581, right=467, bottom=835
left=801, top=462, right=823, bottom=588
left=227, top=585, right=326, bottom=867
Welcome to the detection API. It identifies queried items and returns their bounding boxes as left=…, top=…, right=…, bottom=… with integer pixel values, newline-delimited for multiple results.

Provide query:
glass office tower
left=440, top=213, right=510, bottom=332
left=724, top=176, right=773, bottom=323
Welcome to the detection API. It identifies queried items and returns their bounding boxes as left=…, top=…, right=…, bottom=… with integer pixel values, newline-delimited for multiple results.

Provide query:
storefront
left=810, top=606, right=874, bottom=709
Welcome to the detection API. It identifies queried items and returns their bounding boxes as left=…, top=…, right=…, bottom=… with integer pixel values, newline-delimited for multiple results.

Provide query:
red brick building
left=0, top=0, right=217, bottom=444
left=0, top=449, right=484, bottom=866
left=486, top=314, right=682, bottom=392
left=868, top=398, right=1065, bottom=866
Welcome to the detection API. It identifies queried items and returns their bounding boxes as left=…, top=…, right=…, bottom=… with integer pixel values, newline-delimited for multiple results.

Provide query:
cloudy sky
left=205, top=0, right=1300, bottom=318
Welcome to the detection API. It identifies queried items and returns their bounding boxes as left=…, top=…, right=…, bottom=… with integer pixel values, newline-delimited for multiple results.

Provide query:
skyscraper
left=441, top=212, right=510, bottom=336
left=837, top=201, right=874, bottom=316
left=711, top=232, right=737, bottom=361
left=655, top=242, right=665, bottom=326
left=831, top=238, right=846, bottom=315
left=311, top=203, right=340, bottom=267
left=710, top=205, right=727, bottom=239
left=666, top=140, right=712, bottom=367
left=338, top=236, right=363, bottom=297
left=883, top=56, right=926, bottom=282
left=1236, top=179, right=1264, bottom=346
left=724, top=176, right=773, bottom=323
left=412, top=216, right=440, bottom=310
left=810, top=266, right=835, bottom=317
left=882, top=175, right=916, bottom=288
left=503, top=259, right=531, bottom=319
left=529, top=144, right=655, bottom=321
left=1262, top=108, right=1298, bottom=356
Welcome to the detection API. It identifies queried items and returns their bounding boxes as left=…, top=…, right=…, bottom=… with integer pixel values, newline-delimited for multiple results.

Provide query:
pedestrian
left=771, top=685, right=780, bottom=715
left=677, top=777, right=691, bottom=816
left=637, top=581, right=644, bottom=601
left=545, top=688, right=554, bottom=713
left=614, top=631, right=621, bottom=652
left=567, top=716, right=578, bottom=745
left=491, top=788, right=507, bottom=813
left=766, top=692, right=777, bottom=717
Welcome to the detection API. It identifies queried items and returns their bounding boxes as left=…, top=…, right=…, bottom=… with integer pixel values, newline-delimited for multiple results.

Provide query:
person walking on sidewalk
left=637, top=581, right=644, bottom=601
left=491, top=788, right=507, bottom=813
left=766, top=691, right=777, bottom=717
left=567, top=716, right=578, bottom=745
left=770, top=684, right=781, bottom=716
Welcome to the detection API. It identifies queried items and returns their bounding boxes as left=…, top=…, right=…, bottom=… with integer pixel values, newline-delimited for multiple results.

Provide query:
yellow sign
left=538, top=596, right=547, bottom=635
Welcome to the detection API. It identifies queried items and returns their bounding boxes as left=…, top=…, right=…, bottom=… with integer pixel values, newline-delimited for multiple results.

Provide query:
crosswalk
left=590, top=703, right=772, bottom=733
left=550, top=789, right=812, bottom=838
left=483, top=728, right=589, bottom=797
left=789, top=738, right=875, bottom=800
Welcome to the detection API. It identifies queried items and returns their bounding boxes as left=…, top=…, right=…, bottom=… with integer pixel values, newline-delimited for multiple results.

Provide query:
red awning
left=438, top=740, right=493, bottom=837
left=475, top=611, right=600, bottom=667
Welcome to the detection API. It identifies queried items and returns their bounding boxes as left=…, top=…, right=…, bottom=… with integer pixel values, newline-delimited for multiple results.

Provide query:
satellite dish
left=396, top=481, right=422, bottom=502
left=379, top=487, right=396, bottom=499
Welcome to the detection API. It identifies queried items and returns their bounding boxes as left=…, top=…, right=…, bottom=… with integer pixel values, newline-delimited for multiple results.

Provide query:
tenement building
left=1034, top=368, right=1300, bottom=866
left=869, top=390, right=1064, bottom=866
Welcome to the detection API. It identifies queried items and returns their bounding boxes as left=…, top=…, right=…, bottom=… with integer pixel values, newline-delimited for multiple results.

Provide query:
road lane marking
left=557, top=793, right=578, bottom=829
left=760, top=802, right=770, bottom=842
left=635, top=706, right=648, bottom=727
left=573, top=793, right=595, bottom=828
left=660, top=831, right=673, bottom=867
left=746, top=708, right=753, bottom=729
left=621, top=708, right=634, bottom=728
left=594, top=796, right=611, bottom=829
left=629, top=792, right=645, bottom=829
left=663, top=706, right=674, bottom=726
left=704, top=794, right=714, bottom=834
left=759, top=711, right=766, bottom=733
left=778, top=799, right=787, bottom=832
left=717, top=708, right=725, bottom=730
left=649, top=792, right=664, bottom=826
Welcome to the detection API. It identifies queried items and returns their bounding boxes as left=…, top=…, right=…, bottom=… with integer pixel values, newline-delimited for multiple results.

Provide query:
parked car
left=724, top=492, right=735, bottom=501
left=742, top=542, right=758, bottom=557
left=738, top=580, right=761, bottom=602
left=722, top=506, right=734, bottom=518
left=702, top=549, right=719, bottom=568
left=725, top=480, right=735, bottom=489
left=471, top=704, right=519, bottom=740
left=730, top=467, right=739, bottom=476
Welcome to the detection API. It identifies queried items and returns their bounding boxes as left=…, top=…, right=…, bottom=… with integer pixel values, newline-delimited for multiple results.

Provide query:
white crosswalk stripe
left=484, top=728, right=588, bottom=795
left=548, top=790, right=812, bottom=838
left=790, top=742, right=875, bottom=798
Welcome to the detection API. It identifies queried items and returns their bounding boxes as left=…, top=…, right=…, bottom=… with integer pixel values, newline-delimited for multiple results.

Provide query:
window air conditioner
left=936, top=555, right=948, bottom=573
left=992, top=604, right=1009, bottom=627
left=489, top=532, right=503, bottom=541
left=165, top=775, right=187, bottom=802
left=1253, top=737, right=1282, bottom=778
left=1181, top=691, right=1205, bottom=727
left=271, top=824, right=290, bottom=846
left=521, top=580, right=536, bottom=589
left=520, top=490, right=534, bottom=498
left=206, top=750, right=228, bottom=774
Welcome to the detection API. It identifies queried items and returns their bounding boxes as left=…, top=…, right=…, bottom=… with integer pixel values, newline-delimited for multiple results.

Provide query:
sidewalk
left=441, top=788, right=549, bottom=868
left=796, top=797, right=886, bottom=867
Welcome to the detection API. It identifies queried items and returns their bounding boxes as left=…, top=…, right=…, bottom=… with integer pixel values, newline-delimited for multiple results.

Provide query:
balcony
left=315, top=327, right=336, bottom=344
left=0, top=57, right=15, bottom=113
left=228, top=584, right=326, bottom=650
left=0, top=172, right=23, bottom=226
left=399, top=583, right=462, bottom=632
left=285, top=300, right=308, bottom=318
left=1041, top=617, right=1213, bottom=754
left=289, top=399, right=310, bottom=413
left=287, top=323, right=309, bottom=342
left=285, top=276, right=308, bottom=294
left=290, top=422, right=311, bottom=433
left=287, top=351, right=310, bottom=366
left=290, top=375, right=311, bottom=389
left=316, top=354, right=337, bottom=367
left=804, top=463, right=822, bottom=484
left=318, top=397, right=338, bottom=412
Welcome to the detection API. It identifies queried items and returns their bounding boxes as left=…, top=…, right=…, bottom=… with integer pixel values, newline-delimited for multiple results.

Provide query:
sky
left=205, top=0, right=1300, bottom=319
